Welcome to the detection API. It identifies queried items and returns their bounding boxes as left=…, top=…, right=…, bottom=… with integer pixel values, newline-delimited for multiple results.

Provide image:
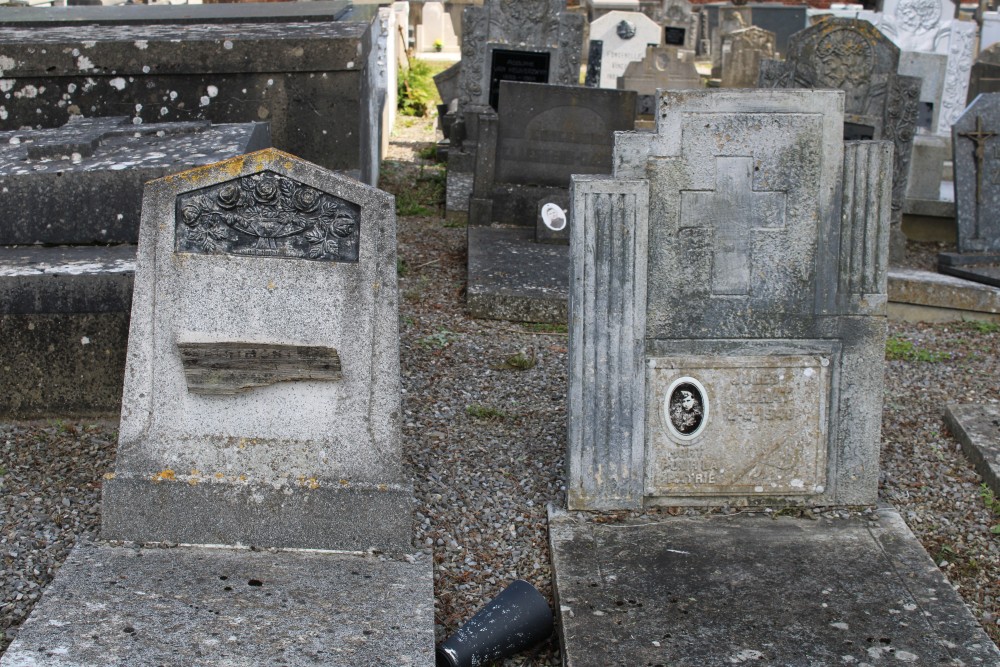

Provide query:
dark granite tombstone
left=469, top=81, right=636, bottom=228
left=0, top=19, right=381, bottom=185
left=444, top=0, right=585, bottom=215
left=652, top=0, right=699, bottom=52
left=0, top=117, right=270, bottom=418
left=968, top=43, right=1000, bottom=105
left=758, top=18, right=919, bottom=263
left=939, top=93, right=1000, bottom=286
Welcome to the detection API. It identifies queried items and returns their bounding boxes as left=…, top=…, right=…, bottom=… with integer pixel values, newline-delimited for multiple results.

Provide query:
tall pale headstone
left=720, top=25, right=775, bottom=88
left=586, top=10, right=663, bottom=89
left=567, top=89, right=891, bottom=509
left=759, top=17, right=919, bottom=262
left=102, top=149, right=412, bottom=552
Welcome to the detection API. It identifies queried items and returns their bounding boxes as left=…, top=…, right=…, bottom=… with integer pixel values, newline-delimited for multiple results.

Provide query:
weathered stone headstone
left=445, top=0, right=584, bottom=215
left=0, top=116, right=270, bottom=419
left=548, top=86, right=1000, bottom=667
left=700, top=3, right=806, bottom=68
left=415, top=0, right=459, bottom=53
left=720, top=25, right=775, bottom=88
left=586, top=0, right=641, bottom=20
left=0, top=19, right=383, bottom=185
left=585, top=10, right=663, bottom=89
left=759, top=17, right=919, bottom=263
left=619, top=45, right=702, bottom=115
left=710, top=6, right=750, bottom=76
left=968, top=43, right=1000, bottom=104
left=0, top=148, right=435, bottom=666
left=939, top=93, right=1000, bottom=285
left=650, top=0, right=699, bottom=52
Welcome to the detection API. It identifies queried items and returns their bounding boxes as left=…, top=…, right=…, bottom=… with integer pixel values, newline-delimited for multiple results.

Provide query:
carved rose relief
left=895, top=0, right=941, bottom=34
left=815, top=29, right=875, bottom=115
left=175, top=171, right=360, bottom=262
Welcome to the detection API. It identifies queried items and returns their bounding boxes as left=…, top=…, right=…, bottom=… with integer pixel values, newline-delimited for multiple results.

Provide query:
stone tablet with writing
left=587, top=10, right=663, bottom=89
left=102, top=148, right=410, bottom=552
left=951, top=93, right=1000, bottom=253
left=568, top=90, right=892, bottom=509
left=720, top=25, right=775, bottom=88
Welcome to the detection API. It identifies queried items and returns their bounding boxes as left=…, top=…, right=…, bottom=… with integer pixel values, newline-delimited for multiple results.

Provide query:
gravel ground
left=1, top=113, right=998, bottom=664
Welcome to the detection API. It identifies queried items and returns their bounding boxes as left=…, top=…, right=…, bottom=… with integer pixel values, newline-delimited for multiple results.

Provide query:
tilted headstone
left=0, top=117, right=271, bottom=245
left=758, top=18, right=919, bottom=263
left=567, top=89, right=892, bottom=509
left=585, top=10, right=663, bottom=89
left=619, top=45, right=702, bottom=115
left=967, top=43, right=1000, bottom=104
left=720, top=25, right=775, bottom=88
left=469, top=80, right=635, bottom=229
left=650, top=0, right=699, bottom=52
left=946, top=94, right=1000, bottom=259
left=101, top=148, right=412, bottom=552
left=0, top=20, right=382, bottom=185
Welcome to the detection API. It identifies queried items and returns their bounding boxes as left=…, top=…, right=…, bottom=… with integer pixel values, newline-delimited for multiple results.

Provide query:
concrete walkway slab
left=0, top=541, right=435, bottom=667
left=945, top=402, right=1000, bottom=497
left=549, top=506, right=999, bottom=666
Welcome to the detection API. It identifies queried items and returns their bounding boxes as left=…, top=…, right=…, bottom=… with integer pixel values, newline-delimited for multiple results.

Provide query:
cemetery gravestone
left=968, top=43, right=1000, bottom=104
left=711, top=6, right=750, bottom=76
left=566, top=89, right=889, bottom=509
left=0, top=148, right=435, bottom=666
left=585, top=10, right=663, bottom=89
left=415, top=1, right=459, bottom=53
left=759, top=17, right=919, bottom=263
left=939, top=93, right=1000, bottom=286
left=619, top=45, right=702, bottom=116
left=0, top=116, right=270, bottom=418
left=720, top=25, right=775, bottom=88
left=0, top=20, right=382, bottom=185
left=651, top=0, right=699, bottom=52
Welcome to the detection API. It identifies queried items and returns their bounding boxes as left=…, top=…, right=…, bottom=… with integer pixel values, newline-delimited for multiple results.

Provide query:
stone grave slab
left=759, top=17, right=919, bottom=263
left=0, top=148, right=435, bottom=665
left=585, top=10, right=662, bottom=89
left=968, top=43, right=1000, bottom=104
left=549, top=506, right=1000, bottom=666
left=944, top=402, right=1000, bottom=498
left=0, top=19, right=382, bottom=185
left=619, top=45, right=702, bottom=116
left=0, top=541, right=434, bottom=667
left=444, top=0, right=584, bottom=214
left=720, top=25, right=774, bottom=88
left=0, top=117, right=269, bottom=418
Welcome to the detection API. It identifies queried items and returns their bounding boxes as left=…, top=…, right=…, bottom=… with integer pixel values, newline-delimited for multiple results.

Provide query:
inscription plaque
left=488, top=49, right=551, bottom=110
left=645, top=355, right=830, bottom=498
left=177, top=341, right=343, bottom=395
left=175, top=171, right=361, bottom=262
left=664, top=26, right=687, bottom=47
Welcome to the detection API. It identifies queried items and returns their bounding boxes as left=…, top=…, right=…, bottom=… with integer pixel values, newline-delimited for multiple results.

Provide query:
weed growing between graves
left=885, top=336, right=950, bottom=362
left=965, top=320, right=1000, bottom=335
left=397, top=257, right=409, bottom=277
left=465, top=404, right=509, bottom=420
left=979, top=484, right=1000, bottom=535
left=382, top=162, right=446, bottom=217
left=496, top=349, right=537, bottom=371
left=418, top=329, right=462, bottom=349
left=397, top=58, right=438, bottom=117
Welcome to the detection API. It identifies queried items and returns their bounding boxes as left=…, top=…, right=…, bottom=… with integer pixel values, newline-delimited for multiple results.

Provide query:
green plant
left=522, top=322, right=569, bottom=334
left=967, top=320, right=1000, bottom=334
left=419, top=329, right=461, bottom=349
left=979, top=484, right=1000, bottom=534
left=433, top=38, right=444, bottom=52
left=0, top=465, right=7, bottom=476
left=393, top=166, right=445, bottom=217
left=398, top=58, right=438, bottom=117
left=498, top=349, right=536, bottom=371
left=417, top=145, right=442, bottom=162
left=397, top=257, right=409, bottom=277
left=885, top=336, right=948, bottom=362
left=466, top=404, right=508, bottom=420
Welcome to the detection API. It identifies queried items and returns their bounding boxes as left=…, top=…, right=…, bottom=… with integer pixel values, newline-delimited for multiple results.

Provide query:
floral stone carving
left=175, top=170, right=360, bottom=262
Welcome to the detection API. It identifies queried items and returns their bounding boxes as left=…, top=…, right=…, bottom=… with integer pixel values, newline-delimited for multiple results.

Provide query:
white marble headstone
left=590, top=10, right=663, bottom=89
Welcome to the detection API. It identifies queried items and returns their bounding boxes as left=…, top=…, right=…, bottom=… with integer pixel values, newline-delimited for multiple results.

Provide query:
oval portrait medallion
left=663, top=377, right=708, bottom=442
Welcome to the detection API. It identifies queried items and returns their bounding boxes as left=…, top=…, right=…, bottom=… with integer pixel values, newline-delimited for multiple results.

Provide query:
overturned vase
left=436, top=579, right=554, bottom=667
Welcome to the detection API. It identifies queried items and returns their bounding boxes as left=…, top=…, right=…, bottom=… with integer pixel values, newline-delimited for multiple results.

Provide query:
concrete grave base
left=466, top=226, right=569, bottom=324
left=549, top=506, right=1000, bottom=666
left=0, top=540, right=435, bottom=667
left=945, top=403, right=1000, bottom=497
left=888, top=268, right=1000, bottom=323
left=938, top=253, right=1000, bottom=289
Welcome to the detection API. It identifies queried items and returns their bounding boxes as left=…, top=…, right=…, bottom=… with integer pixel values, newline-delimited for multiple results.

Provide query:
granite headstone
left=720, top=25, right=775, bottom=88
left=968, top=43, right=1000, bottom=104
left=586, top=10, right=663, bottom=89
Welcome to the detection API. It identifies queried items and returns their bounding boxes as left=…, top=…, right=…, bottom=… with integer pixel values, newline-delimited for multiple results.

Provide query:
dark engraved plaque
left=175, top=171, right=360, bottom=262
left=489, top=49, right=551, bottom=110
left=664, top=26, right=686, bottom=47
left=177, top=342, right=342, bottom=395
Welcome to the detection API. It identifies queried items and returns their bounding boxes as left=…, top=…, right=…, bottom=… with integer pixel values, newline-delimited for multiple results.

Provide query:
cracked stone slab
left=549, top=505, right=1000, bottom=666
left=0, top=540, right=435, bottom=667
left=945, top=402, right=1000, bottom=496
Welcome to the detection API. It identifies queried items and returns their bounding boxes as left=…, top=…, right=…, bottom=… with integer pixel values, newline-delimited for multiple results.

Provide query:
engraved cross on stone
left=958, top=115, right=996, bottom=239
left=680, top=157, right=786, bottom=295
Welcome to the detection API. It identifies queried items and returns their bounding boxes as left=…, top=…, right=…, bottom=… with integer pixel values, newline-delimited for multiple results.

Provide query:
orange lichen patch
left=152, top=469, right=177, bottom=482
left=378, top=484, right=388, bottom=492
left=339, top=479, right=349, bottom=486
left=215, top=472, right=225, bottom=479
left=103, top=472, right=116, bottom=481
left=160, top=148, right=300, bottom=187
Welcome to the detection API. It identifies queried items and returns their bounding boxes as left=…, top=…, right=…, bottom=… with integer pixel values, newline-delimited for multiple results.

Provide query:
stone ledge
left=944, top=403, right=1000, bottom=498
left=887, top=268, right=1000, bottom=322
left=0, top=540, right=435, bottom=667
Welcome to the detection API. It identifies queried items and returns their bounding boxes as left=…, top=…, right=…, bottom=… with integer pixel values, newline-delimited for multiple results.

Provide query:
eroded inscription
left=178, top=341, right=342, bottom=395
left=646, top=354, right=829, bottom=497
left=175, top=171, right=360, bottom=262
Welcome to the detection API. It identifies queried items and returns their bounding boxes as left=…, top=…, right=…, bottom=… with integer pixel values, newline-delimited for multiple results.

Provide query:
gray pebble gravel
left=1, top=116, right=998, bottom=665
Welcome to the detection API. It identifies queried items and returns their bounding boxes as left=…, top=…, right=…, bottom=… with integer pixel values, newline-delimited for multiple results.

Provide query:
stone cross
left=957, top=115, right=996, bottom=227
left=680, top=157, right=786, bottom=295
